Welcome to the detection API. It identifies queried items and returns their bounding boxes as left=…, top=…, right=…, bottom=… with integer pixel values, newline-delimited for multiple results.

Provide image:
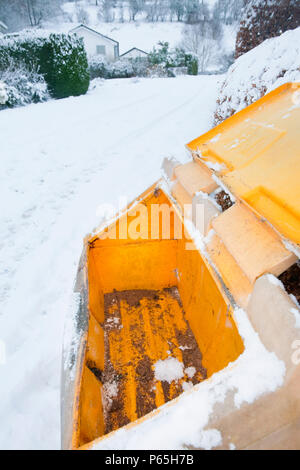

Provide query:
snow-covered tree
left=184, top=0, right=210, bottom=25
left=0, top=0, right=63, bottom=31
left=169, top=0, right=185, bottom=22
left=99, top=0, right=116, bottom=22
left=213, top=0, right=244, bottom=26
left=129, top=0, right=145, bottom=21
left=181, top=23, right=217, bottom=71
left=0, top=81, right=8, bottom=105
left=76, top=6, right=90, bottom=25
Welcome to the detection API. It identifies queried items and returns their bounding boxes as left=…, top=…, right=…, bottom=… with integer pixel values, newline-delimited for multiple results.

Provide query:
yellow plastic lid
left=187, top=83, right=300, bottom=246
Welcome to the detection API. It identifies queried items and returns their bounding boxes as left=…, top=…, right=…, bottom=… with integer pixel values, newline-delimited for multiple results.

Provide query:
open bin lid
left=187, top=83, right=300, bottom=246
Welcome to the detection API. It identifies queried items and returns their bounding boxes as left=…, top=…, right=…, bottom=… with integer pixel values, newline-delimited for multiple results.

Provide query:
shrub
left=173, top=48, right=199, bottom=75
left=188, top=58, right=198, bottom=75
left=148, top=42, right=173, bottom=67
left=146, top=64, right=173, bottom=78
left=236, top=0, right=300, bottom=58
left=0, top=81, right=8, bottom=105
left=39, top=34, right=90, bottom=98
left=149, top=42, right=199, bottom=75
left=89, top=55, right=149, bottom=80
left=0, top=31, right=90, bottom=99
left=106, top=59, right=135, bottom=79
left=89, top=55, right=108, bottom=80
left=0, top=61, right=49, bottom=109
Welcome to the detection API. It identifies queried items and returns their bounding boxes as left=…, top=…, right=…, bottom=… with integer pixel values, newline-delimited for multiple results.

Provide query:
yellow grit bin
left=61, top=83, right=300, bottom=451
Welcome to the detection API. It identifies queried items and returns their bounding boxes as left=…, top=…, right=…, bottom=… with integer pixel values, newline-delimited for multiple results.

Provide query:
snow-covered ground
left=0, top=74, right=221, bottom=450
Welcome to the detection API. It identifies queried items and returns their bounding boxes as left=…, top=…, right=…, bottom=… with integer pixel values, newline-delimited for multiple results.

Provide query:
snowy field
left=58, top=2, right=186, bottom=53
left=55, top=18, right=185, bottom=54
left=55, top=0, right=233, bottom=57
left=0, top=74, right=222, bottom=450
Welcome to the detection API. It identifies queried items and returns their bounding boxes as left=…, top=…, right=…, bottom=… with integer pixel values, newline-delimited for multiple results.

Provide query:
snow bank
left=215, top=27, right=300, bottom=124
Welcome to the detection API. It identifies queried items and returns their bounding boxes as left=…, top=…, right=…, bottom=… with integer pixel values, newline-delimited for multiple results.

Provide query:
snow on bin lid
left=187, top=83, right=300, bottom=246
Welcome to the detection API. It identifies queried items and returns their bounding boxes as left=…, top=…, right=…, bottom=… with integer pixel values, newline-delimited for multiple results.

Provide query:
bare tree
left=76, top=6, right=90, bottom=24
left=184, top=0, right=210, bottom=25
left=0, top=0, right=63, bottom=30
left=146, top=1, right=158, bottom=22
left=99, top=0, right=115, bottom=22
left=156, top=0, right=169, bottom=22
left=22, top=0, right=63, bottom=27
left=169, top=0, right=185, bottom=21
left=197, top=38, right=214, bottom=71
left=119, top=2, right=125, bottom=22
left=129, top=0, right=145, bottom=21
left=213, top=0, right=244, bottom=26
left=181, top=23, right=215, bottom=71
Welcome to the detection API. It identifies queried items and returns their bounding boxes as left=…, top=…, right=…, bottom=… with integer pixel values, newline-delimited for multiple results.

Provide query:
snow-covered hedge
left=0, top=30, right=90, bottom=99
left=0, top=81, right=7, bottom=105
left=89, top=42, right=199, bottom=81
left=236, top=0, right=300, bottom=58
left=215, top=27, right=300, bottom=124
left=0, top=62, right=49, bottom=109
left=148, top=42, right=198, bottom=75
left=89, top=55, right=149, bottom=80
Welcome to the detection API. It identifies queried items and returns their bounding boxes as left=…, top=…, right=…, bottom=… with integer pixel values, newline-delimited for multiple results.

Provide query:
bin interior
left=76, top=188, right=244, bottom=448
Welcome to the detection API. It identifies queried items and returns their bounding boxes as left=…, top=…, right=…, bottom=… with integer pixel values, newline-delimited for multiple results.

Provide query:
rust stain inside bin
left=101, top=287, right=207, bottom=435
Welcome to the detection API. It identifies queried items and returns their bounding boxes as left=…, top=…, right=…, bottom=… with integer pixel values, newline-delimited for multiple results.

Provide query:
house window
left=114, top=45, right=119, bottom=59
left=96, top=45, right=106, bottom=56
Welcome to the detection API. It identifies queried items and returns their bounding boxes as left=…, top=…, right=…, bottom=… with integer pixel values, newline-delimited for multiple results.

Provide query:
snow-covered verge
left=215, top=27, right=300, bottom=124
left=0, top=66, right=49, bottom=109
left=0, top=74, right=221, bottom=450
left=91, top=304, right=285, bottom=450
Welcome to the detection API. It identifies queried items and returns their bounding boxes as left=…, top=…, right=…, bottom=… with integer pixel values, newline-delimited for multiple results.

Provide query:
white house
left=69, top=24, right=119, bottom=62
left=120, top=48, right=148, bottom=60
left=0, top=20, right=8, bottom=35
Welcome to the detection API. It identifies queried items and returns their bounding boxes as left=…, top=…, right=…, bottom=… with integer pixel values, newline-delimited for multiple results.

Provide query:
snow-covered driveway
left=0, top=75, right=220, bottom=449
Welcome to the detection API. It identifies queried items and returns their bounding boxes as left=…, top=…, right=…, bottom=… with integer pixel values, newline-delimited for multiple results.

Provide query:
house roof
left=69, top=24, right=119, bottom=46
left=120, top=47, right=148, bottom=57
left=0, top=21, right=8, bottom=31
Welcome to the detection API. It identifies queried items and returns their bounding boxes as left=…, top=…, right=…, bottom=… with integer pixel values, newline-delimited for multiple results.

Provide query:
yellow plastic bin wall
left=72, top=186, right=244, bottom=449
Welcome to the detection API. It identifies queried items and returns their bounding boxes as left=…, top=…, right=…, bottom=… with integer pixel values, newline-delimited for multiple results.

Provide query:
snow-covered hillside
left=73, top=21, right=183, bottom=56
left=50, top=1, right=237, bottom=58
left=0, top=75, right=221, bottom=449
left=56, top=1, right=184, bottom=53
left=215, top=27, right=300, bottom=124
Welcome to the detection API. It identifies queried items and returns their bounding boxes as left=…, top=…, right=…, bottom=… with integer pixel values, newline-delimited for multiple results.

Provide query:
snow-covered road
left=0, top=75, right=220, bottom=449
